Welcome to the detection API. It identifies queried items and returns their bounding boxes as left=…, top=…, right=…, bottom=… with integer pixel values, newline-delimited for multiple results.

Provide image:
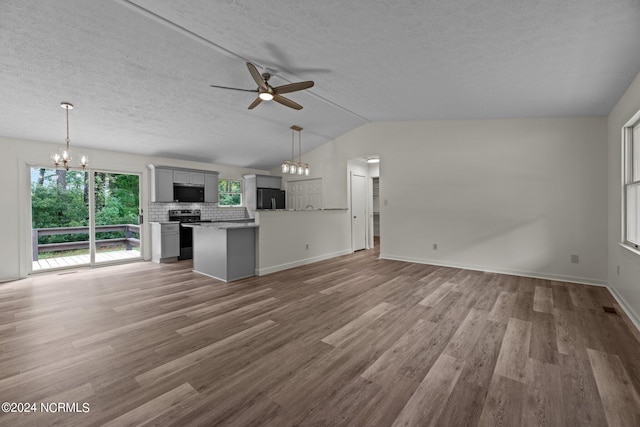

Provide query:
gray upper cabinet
left=149, top=165, right=218, bottom=203
left=204, top=173, right=219, bottom=203
left=150, top=166, right=175, bottom=202
left=243, top=174, right=281, bottom=213
left=255, top=175, right=282, bottom=189
left=174, top=170, right=205, bottom=185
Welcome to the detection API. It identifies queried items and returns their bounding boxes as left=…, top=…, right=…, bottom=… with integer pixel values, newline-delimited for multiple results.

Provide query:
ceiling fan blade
left=209, top=84, right=257, bottom=93
left=274, top=81, right=314, bottom=95
left=248, top=97, right=263, bottom=110
left=273, top=94, right=303, bottom=110
left=246, top=62, right=267, bottom=90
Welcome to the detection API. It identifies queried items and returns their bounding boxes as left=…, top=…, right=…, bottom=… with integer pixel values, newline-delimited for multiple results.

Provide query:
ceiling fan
left=210, top=62, right=314, bottom=110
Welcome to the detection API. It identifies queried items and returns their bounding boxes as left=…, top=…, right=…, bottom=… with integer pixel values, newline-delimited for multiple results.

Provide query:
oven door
left=179, top=224, right=193, bottom=260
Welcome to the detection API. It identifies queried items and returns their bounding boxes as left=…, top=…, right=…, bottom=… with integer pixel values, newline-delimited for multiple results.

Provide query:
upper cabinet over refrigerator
left=243, top=174, right=283, bottom=213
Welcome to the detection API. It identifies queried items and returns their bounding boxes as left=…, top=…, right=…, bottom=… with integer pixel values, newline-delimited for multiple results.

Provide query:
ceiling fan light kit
left=51, top=102, right=89, bottom=171
left=211, top=62, right=315, bottom=175
left=210, top=62, right=314, bottom=110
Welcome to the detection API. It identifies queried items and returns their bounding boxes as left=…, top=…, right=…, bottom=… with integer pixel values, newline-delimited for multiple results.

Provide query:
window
left=218, top=179, right=242, bottom=206
left=624, top=113, right=640, bottom=249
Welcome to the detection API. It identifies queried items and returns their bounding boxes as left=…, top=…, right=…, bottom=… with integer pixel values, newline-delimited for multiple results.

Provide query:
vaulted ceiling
left=1, top=0, right=639, bottom=170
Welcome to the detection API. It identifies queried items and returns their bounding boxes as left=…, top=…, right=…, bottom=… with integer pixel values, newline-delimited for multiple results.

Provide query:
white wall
left=607, top=70, right=640, bottom=324
left=254, top=209, right=351, bottom=275
left=0, top=136, right=267, bottom=282
left=4, top=115, right=612, bottom=287
left=285, top=117, right=608, bottom=284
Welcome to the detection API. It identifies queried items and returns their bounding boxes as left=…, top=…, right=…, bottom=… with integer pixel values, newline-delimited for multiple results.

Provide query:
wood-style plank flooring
left=1, top=245, right=640, bottom=426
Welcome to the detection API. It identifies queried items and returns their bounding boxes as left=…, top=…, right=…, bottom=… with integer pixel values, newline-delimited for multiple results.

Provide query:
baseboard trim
left=379, top=253, right=607, bottom=287
left=0, top=275, right=21, bottom=284
left=257, top=249, right=353, bottom=276
left=378, top=253, right=640, bottom=333
left=605, top=284, right=640, bottom=337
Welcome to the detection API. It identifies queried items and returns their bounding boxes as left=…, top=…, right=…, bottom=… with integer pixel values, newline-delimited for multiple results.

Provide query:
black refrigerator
left=257, top=188, right=286, bottom=209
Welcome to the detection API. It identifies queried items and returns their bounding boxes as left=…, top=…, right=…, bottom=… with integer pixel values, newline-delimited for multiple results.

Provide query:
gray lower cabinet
left=151, top=222, right=180, bottom=263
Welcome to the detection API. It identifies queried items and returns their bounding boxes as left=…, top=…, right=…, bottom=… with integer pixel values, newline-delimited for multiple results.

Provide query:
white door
left=287, top=182, right=297, bottom=210
left=310, top=180, right=323, bottom=209
left=351, top=173, right=367, bottom=251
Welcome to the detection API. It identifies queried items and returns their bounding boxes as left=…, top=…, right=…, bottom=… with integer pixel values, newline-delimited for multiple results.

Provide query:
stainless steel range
left=168, top=209, right=203, bottom=260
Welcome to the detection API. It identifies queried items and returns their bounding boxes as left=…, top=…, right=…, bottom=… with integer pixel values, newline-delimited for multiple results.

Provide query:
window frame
left=218, top=178, right=243, bottom=207
left=622, top=110, right=640, bottom=252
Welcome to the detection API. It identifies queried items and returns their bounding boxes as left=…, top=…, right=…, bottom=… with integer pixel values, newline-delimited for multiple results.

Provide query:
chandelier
left=281, top=125, right=309, bottom=176
left=51, top=102, right=89, bottom=171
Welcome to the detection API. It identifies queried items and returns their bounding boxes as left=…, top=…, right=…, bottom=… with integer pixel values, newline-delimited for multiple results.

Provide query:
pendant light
left=281, top=125, right=309, bottom=176
left=51, top=102, right=89, bottom=171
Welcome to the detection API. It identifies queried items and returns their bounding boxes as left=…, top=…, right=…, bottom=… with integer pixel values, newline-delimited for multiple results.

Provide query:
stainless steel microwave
left=173, top=184, right=204, bottom=203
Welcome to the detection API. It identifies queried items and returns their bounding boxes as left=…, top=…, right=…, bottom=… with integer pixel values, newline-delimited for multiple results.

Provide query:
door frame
left=90, top=168, right=143, bottom=266
left=350, top=171, right=367, bottom=251
left=22, top=162, right=144, bottom=275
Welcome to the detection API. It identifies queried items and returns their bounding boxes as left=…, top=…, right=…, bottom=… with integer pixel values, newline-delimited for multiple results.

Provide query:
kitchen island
left=182, top=221, right=259, bottom=282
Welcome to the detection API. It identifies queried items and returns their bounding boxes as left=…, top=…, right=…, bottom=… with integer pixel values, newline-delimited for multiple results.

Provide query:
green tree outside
left=32, top=168, right=140, bottom=254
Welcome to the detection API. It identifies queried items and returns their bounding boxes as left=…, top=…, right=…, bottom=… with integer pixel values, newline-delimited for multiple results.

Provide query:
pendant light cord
left=65, top=105, right=70, bottom=150
left=298, top=129, right=301, bottom=164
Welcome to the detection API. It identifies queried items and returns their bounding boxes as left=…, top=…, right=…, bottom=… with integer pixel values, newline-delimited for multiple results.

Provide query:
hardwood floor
left=1, top=247, right=639, bottom=426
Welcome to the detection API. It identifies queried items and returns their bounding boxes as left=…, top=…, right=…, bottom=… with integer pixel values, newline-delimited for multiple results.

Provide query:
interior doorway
left=372, top=176, right=380, bottom=247
left=351, top=173, right=367, bottom=251
left=30, top=167, right=141, bottom=272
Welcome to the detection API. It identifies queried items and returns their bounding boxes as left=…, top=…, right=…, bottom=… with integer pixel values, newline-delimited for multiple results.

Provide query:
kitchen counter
left=186, top=222, right=257, bottom=282
left=182, top=222, right=258, bottom=230
left=254, top=208, right=348, bottom=212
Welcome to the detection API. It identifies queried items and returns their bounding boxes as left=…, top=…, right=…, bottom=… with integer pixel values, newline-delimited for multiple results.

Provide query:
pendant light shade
left=280, top=125, right=309, bottom=177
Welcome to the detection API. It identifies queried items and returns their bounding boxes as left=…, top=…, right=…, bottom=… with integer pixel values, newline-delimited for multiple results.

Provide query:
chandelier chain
left=51, top=102, right=89, bottom=171
left=65, top=105, right=71, bottom=149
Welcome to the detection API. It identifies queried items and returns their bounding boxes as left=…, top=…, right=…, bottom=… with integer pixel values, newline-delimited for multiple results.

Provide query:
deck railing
left=32, top=224, right=140, bottom=261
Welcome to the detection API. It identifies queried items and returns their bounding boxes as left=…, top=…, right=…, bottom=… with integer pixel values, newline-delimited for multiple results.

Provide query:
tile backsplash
left=147, top=203, right=248, bottom=222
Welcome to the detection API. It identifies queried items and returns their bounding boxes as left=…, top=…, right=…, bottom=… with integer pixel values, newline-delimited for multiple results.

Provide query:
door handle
left=353, top=216, right=357, bottom=219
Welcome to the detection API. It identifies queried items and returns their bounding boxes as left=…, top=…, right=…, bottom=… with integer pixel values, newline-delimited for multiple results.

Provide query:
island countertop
left=182, top=222, right=259, bottom=230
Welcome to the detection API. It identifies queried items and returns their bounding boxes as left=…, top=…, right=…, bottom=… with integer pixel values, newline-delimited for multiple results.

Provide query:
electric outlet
left=384, top=199, right=388, bottom=206
left=305, top=243, right=310, bottom=250
left=433, top=244, right=438, bottom=251
left=617, top=265, right=620, bottom=276
left=571, top=254, right=579, bottom=264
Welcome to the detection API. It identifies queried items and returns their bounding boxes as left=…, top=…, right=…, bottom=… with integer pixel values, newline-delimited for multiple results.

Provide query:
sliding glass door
left=92, top=171, right=141, bottom=265
left=31, top=168, right=90, bottom=271
left=30, top=167, right=142, bottom=272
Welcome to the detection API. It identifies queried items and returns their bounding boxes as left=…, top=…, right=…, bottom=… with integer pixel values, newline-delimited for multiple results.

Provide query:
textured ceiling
left=1, top=0, right=639, bottom=170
